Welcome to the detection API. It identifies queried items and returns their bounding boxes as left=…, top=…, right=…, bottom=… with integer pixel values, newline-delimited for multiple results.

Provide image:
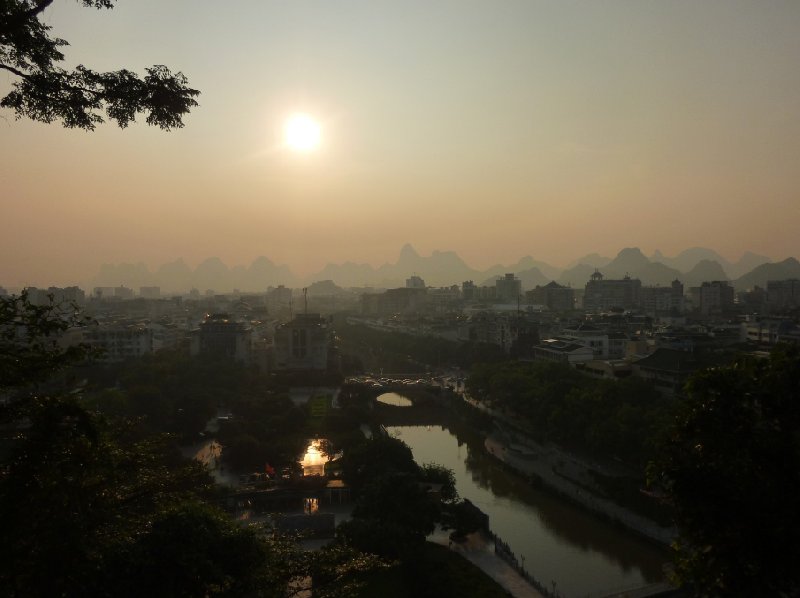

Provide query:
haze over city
left=4, top=3, right=800, bottom=595
left=3, top=1, right=800, bottom=287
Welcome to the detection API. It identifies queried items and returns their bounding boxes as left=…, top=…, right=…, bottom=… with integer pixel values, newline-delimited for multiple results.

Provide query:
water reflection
left=300, top=439, right=329, bottom=476
left=388, top=424, right=668, bottom=597
left=376, top=392, right=413, bottom=407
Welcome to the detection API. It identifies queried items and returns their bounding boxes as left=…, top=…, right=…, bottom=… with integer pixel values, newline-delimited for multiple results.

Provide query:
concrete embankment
left=484, top=433, right=676, bottom=546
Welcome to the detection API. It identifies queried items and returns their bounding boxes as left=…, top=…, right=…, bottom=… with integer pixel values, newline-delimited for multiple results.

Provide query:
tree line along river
left=386, top=420, right=668, bottom=598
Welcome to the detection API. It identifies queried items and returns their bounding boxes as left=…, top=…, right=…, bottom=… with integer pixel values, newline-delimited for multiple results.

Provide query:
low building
left=560, top=322, right=609, bottom=358
left=744, top=318, right=798, bottom=346
left=583, top=359, right=632, bottom=379
left=631, top=348, right=702, bottom=396
left=26, top=286, right=86, bottom=307
left=139, top=286, right=161, bottom=299
left=531, top=338, right=594, bottom=366
left=360, top=287, right=428, bottom=316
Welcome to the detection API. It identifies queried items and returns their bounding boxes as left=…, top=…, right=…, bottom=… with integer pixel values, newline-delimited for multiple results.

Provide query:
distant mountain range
left=88, top=245, right=798, bottom=294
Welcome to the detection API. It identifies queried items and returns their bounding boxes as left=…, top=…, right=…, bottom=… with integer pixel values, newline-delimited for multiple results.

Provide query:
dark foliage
left=467, top=360, right=673, bottom=466
left=650, top=344, right=800, bottom=596
left=340, top=435, right=419, bottom=490
left=0, top=293, right=380, bottom=596
left=0, top=290, right=92, bottom=388
left=1, top=0, right=199, bottom=129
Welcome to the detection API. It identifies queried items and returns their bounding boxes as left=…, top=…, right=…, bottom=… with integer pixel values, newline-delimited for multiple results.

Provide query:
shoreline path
left=429, top=528, right=544, bottom=598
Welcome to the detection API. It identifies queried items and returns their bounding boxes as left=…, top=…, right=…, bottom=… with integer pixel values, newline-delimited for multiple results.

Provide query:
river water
left=387, top=424, right=668, bottom=598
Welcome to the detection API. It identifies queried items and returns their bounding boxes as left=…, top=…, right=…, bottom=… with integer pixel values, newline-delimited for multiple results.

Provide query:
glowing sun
left=284, top=113, right=321, bottom=152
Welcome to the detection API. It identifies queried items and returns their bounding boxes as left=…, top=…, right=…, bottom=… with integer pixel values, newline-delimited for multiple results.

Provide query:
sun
left=284, top=113, right=321, bottom=152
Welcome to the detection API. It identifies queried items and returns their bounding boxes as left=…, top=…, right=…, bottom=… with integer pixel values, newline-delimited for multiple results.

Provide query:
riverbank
left=484, top=431, right=675, bottom=546
left=429, top=528, right=544, bottom=598
left=458, top=393, right=676, bottom=547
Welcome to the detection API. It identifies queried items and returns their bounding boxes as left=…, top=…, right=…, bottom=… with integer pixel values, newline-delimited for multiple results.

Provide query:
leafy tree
left=338, top=472, right=439, bottom=559
left=467, top=360, right=672, bottom=466
left=420, top=462, right=458, bottom=502
left=1, top=0, right=198, bottom=130
left=0, top=289, right=92, bottom=387
left=0, top=293, right=381, bottom=596
left=650, top=345, right=800, bottom=596
left=340, top=435, right=419, bottom=490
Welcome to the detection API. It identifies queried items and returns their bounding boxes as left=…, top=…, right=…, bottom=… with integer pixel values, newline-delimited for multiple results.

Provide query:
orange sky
left=2, top=1, right=799, bottom=287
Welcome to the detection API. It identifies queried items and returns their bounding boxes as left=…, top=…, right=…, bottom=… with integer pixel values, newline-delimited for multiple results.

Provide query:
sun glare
left=284, top=113, right=321, bottom=152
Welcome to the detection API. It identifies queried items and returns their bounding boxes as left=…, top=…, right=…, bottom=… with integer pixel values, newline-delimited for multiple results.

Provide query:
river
left=387, top=424, right=668, bottom=598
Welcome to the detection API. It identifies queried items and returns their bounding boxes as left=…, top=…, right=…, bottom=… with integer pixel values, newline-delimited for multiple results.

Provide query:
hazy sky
left=2, top=1, right=800, bottom=287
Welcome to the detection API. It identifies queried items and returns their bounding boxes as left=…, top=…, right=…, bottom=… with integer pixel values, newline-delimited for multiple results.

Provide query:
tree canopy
left=0, top=0, right=199, bottom=130
left=0, top=293, right=381, bottom=596
left=650, top=345, right=800, bottom=596
left=467, top=360, right=672, bottom=466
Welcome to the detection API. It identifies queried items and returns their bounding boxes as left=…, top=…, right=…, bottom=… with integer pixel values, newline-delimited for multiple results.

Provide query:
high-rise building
left=767, top=279, right=800, bottom=311
left=583, top=271, right=642, bottom=311
left=690, top=281, right=734, bottom=315
left=406, top=275, right=426, bottom=289
left=191, top=313, right=252, bottom=362
left=273, top=313, right=330, bottom=370
left=640, top=279, right=684, bottom=315
left=495, top=273, right=521, bottom=302
left=527, top=281, right=574, bottom=311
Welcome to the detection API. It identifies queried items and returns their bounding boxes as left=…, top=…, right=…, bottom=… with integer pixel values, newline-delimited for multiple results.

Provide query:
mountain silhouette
left=85, top=245, right=790, bottom=294
left=735, top=258, right=800, bottom=290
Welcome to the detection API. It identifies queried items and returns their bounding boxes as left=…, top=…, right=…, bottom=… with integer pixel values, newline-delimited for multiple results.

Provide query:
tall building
left=26, top=286, right=86, bottom=307
left=191, top=313, right=252, bottom=362
left=273, top=313, right=330, bottom=370
left=767, top=279, right=800, bottom=311
left=462, top=280, right=476, bottom=301
left=583, top=271, right=642, bottom=311
left=690, top=281, right=734, bottom=315
left=139, top=286, right=161, bottom=299
left=640, top=280, right=684, bottom=316
left=84, top=324, right=153, bottom=362
left=495, top=273, right=521, bottom=302
left=527, top=281, right=574, bottom=311
left=267, top=285, right=293, bottom=309
left=406, top=275, right=426, bottom=289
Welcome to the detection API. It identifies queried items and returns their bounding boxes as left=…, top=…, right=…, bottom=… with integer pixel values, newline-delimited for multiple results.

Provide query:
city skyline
left=3, top=1, right=800, bottom=287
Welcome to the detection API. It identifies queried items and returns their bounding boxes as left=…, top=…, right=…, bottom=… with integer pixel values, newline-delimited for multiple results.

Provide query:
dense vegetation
left=467, top=361, right=674, bottom=467
left=334, top=316, right=508, bottom=373
left=336, top=436, right=455, bottom=558
left=0, top=295, right=378, bottom=596
left=354, top=542, right=510, bottom=598
left=650, top=345, right=800, bottom=595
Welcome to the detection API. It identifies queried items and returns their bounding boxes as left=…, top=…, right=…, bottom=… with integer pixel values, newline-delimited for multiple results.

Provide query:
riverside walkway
left=484, top=432, right=675, bottom=546
left=428, top=528, right=544, bottom=598
left=464, top=395, right=676, bottom=546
